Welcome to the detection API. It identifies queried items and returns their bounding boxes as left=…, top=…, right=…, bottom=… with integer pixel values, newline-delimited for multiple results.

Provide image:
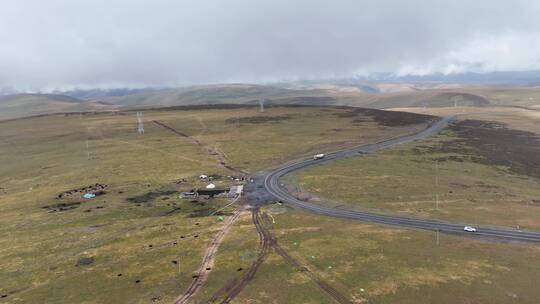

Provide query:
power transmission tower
left=137, top=112, right=144, bottom=134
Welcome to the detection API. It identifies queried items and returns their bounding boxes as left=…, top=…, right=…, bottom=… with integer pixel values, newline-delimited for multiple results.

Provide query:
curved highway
left=263, top=116, right=540, bottom=243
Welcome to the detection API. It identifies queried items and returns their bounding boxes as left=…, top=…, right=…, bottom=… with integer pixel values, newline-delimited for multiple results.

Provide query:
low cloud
left=1, top=0, right=539, bottom=90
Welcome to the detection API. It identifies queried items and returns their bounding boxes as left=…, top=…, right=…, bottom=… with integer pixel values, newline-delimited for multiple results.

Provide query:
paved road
left=263, top=116, right=540, bottom=243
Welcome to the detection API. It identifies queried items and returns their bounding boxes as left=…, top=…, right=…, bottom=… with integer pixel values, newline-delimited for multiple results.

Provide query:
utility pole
left=137, top=112, right=144, bottom=134
left=86, top=138, right=90, bottom=160
left=86, top=126, right=91, bottom=160
left=436, top=229, right=440, bottom=245
left=435, top=160, right=439, bottom=210
left=259, top=98, right=265, bottom=113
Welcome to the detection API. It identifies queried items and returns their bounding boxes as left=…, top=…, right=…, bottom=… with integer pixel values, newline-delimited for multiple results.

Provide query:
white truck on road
left=313, top=153, right=325, bottom=160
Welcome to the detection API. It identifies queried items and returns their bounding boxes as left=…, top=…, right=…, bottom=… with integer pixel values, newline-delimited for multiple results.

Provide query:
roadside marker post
left=268, top=213, right=276, bottom=224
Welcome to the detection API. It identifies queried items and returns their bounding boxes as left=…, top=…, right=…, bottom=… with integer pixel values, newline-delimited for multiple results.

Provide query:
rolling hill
left=366, top=91, right=491, bottom=109
left=97, top=84, right=336, bottom=107
left=0, top=93, right=114, bottom=121
left=4, top=83, right=540, bottom=121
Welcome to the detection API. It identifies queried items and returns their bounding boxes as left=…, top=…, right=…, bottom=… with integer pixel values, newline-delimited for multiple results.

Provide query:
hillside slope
left=0, top=94, right=113, bottom=121
left=367, top=91, right=491, bottom=109
left=5, top=84, right=540, bottom=120
left=100, top=84, right=337, bottom=107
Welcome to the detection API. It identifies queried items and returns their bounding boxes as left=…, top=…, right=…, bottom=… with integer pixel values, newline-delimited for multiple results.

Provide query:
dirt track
left=208, top=208, right=273, bottom=304
left=262, top=214, right=352, bottom=304
left=153, top=120, right=249, bottom=176
left=174, top=209, right=243, bottom=304
left=159, top=110, right=435, bottom=303
left=208, top=208, right=351, bottom=304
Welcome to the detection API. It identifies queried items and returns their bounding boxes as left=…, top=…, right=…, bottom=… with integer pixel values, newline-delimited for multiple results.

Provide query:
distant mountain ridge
left=358, top=70, right=540, bottom=84
left=0, top=93, right=82, bottom=103
left=0, top=93, right=114, bottom=121
left=2, top=82, right=540, bottom=121
left=61, top=88, right=161, bottom=99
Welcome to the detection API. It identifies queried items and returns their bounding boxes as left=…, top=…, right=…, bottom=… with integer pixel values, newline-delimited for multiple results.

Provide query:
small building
left=228, top=185, right=244, bottom=198
left=180, top=191, right=197, bottom=199
left=197, top=188, right=228, bottom=198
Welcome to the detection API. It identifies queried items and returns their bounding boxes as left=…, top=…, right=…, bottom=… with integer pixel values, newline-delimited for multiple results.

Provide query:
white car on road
left=463, top=226, right=477, bottom=232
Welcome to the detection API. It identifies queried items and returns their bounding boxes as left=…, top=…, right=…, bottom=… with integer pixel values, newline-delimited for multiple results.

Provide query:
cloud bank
left=1, top=0, right=540, bottom=90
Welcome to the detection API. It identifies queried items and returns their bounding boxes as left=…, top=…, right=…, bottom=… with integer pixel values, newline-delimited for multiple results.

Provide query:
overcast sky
left=1, top=0, right=540, bottom=91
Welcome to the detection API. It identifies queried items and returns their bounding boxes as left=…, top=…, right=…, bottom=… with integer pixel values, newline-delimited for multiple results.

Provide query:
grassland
left=291, top=108, right=540, bottom=230
left=0, top=105, right=424, bottom=303
left=133, top=105, right=427, bottom=171
left=0, top=110, right=228, bottom=303
left=3, top=84, right=540, bottom=122
left=224, top=206, right=540, bottom=304
left=0, top=94, right=112, bottom=121
left=458, top=86, right=540, bottom=108
left=2, top=104, right=540, bottom=303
